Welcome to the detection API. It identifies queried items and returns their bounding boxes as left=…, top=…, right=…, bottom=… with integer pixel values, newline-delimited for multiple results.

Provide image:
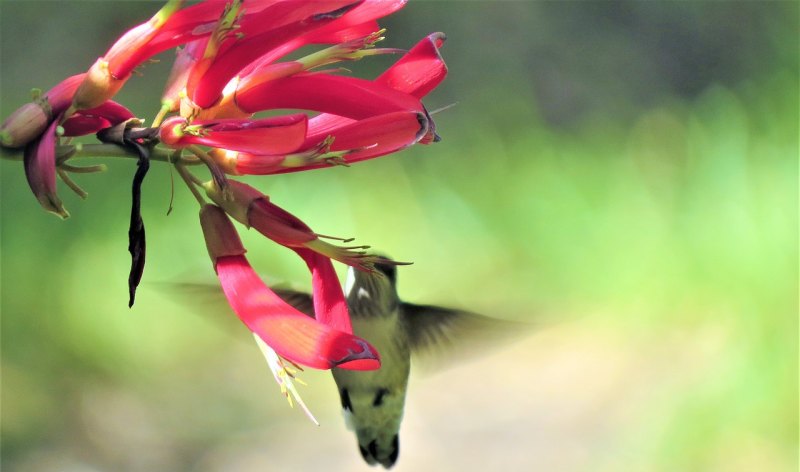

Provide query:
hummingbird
left=166, top=259, right=522, bottom=468
left=275, top=259, right=520, bottom=468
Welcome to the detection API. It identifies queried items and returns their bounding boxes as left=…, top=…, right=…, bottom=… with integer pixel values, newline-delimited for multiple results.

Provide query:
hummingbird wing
left=401, top=302, right=530, bottom=368
left=270, top=288, right=316, bottom=318
left=160, top=282, right=316, bottom=318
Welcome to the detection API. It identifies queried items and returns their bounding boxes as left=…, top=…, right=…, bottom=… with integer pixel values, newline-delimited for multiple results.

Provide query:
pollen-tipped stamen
left=254, top=333, right=319, bottom=426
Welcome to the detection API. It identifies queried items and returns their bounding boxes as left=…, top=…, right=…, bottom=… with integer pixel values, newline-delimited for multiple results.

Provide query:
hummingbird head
left=344, top=259, right=400, bottom=316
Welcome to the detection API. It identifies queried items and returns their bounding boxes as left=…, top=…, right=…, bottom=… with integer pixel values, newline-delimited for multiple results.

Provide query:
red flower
left=1, top=74, right=85, bottom=148
left=61, top=101, right=135, bottom=137
left=20, top=100, right=133, bottom=218
left=159, top=114, right=307, bottom=155
left=200, top=204, right=380, bottom=371
left=71, top=0, right=232, bottom=110
left=229, top=110, right=428, bottom=175
left=186, top=0, right=364, bottom=109
left=201, top=32, right=447, bottom=175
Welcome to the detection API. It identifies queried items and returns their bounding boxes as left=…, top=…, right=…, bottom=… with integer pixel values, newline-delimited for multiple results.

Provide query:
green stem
left=60, top=163, right=107, bottom=173
left=152, top=104, right=170, bottom=128
left=0, top=143, right=202, bottom=165
left=57, top=169, right=88, bottom=199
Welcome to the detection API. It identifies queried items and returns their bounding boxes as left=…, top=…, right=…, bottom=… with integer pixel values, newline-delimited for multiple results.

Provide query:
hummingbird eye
left=374, top=262, right=396, bottom=284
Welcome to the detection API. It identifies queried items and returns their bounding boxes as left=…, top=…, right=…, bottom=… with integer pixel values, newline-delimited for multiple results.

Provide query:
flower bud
left=199, top=204, right=246, bottom=263
left=1, top=74, right=85, bottom=148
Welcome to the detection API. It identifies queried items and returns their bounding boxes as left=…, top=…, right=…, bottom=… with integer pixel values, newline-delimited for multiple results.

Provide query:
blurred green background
left=1, top=1, right=797, bottom=471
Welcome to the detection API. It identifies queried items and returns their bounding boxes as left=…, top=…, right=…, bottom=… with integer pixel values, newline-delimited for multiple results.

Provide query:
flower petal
left=188, top=0, right=360, bottom=108
left=235, top=73, right=424, bottom=118
left=237, top=0, right=406, bottom=79
left=161, top=114, right=308, bottom=155
left=1, top=74, right=85, bottom=148
left=294, top=248, right=352, bottom=333
left=62, top=101, right=134, bottom=137
left=110, top=0, right=228, bottom=78
left=233, top=111, right=428, bottom=175
left=23, top=116, right=68, bottom=218
left=216, top=255, right=380, bottom=370
left=377, top=32, right=448, bottom=99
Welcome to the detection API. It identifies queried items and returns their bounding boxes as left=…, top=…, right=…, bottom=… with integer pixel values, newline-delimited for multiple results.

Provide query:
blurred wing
left=402, top=302, right=532, bottom=369
left=160, top=282, right=316, bottom=318
left=162, top=281, right=230, bottom=311
left=271, top=288, right=315, bottom=318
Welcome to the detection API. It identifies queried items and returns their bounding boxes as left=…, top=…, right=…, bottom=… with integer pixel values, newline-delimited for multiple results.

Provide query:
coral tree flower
left=19, top=99, right=133, bottom=218
left=194, top=30, right=448, bottom=175
left=159, top=114, right=308, bottom=155
left=186, top=0, right=365, bottom=109
left=199, top=204, right=380, bottom=371
left=1, top=74, right=86, bottom=148
left=202, top=179, right=402, bottom=335
left=71, top=0, right=232, bottom=110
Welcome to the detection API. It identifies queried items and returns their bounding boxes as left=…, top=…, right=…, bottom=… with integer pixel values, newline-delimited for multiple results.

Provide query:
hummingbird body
left=333, top=265, right=410, bottom=468
left=170, top=258, right=523, bottom=468
left=270, top=260, right=521, bottom=468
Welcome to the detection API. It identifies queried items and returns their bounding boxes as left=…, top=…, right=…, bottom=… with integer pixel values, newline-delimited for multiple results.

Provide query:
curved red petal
left=294, top=248, right=352, bottom=332
left=248, top=197, right=317, bottom=247
left=301, top=0, right=406, bottom=42
left=202, top=115, right=308, bottom=155
left=215, top=255, right=379, bottom=370
left=189, top=0, right=359, bottom=108
left=62, top=115, right=112, bottom=137
left=235, top=73, right=424, bottom=118
left=234, top=111, right=426, bottom=175
left=377, top=32, right=448, bottom=99
left=63, top=100, right=135, bottom=136
left=169, top=114, right=308, bottom=154
left=319, top=110, right=427, bottom=159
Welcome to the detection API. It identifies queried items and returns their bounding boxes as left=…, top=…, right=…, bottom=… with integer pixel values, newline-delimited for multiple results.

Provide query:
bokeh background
left=1, top=1, right=797, bottom=471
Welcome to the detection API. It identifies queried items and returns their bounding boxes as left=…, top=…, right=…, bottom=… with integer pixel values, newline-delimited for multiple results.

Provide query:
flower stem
left=0, top=143, right=201, bottom=165
left=57, top=169, right=88, bottom=199
left=151, top=104, right=170, bottom=128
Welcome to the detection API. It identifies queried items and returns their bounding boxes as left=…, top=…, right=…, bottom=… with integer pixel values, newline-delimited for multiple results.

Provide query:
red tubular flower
left=160, top=40, right=206, bottom=113
left=294, top=248, right=352, bottom=333
left=186, top=0, right=361, bottom=109
left=159, top=114, right=307, bottom=155
left=1, top=74, right=86, bottom=148
left=61, top=101, right=135, bottom=137
left=24, top=114, right=68, bottom=219
left=236, top=0, right=408, bottom=79
left=71, top=0, right=234, bottom=110
left=200, top=204, right=380, bottom=370
left=234, top=73, right=425, bottom=118
left=203, top=179, right=393, bottom=273
left=230, top=110, right=427, bottom=175
left=377, top=32, right=448, bottom=99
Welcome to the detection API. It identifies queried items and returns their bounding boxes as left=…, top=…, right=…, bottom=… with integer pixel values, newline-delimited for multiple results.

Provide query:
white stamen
left=253, top=334, right=319, bottom=426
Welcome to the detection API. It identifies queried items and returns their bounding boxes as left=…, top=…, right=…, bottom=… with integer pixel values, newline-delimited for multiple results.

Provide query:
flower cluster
left=0, top=0, right=446, bottom=411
